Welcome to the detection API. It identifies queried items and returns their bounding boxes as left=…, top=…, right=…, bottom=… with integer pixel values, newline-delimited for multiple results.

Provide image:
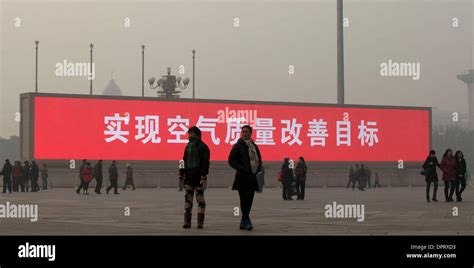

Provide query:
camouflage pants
left=184, top=184, right=205, bottom=214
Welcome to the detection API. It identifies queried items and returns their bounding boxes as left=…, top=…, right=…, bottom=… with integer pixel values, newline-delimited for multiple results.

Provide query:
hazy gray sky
left=1, top=0, right=472, bottom=138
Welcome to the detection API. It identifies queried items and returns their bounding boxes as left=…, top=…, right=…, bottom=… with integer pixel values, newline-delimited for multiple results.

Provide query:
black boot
left=239, top=219, right=246, bottom=230
left=246, top=219, right=253, bottom=231
left=183, top=213, right=192, bottom=229
left=197, top=213, right=205, bottom=229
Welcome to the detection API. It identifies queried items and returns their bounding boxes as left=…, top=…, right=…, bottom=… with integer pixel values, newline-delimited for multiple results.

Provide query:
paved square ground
left=0, top=186, right=472, bottom=235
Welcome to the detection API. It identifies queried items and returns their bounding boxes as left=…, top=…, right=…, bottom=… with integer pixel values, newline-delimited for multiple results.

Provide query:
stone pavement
left=0, top=186, right=472, bottom=235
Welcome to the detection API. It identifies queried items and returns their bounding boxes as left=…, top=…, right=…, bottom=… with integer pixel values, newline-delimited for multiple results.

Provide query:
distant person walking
left=440, top=149, right=456, bottom=202
left=94, top=160, right=103, bottom=194
left=23, top=161, right=31, bottom=192
left=123, top=164, right=136, bottom=190
left=423, top=150, right=441, bottom=202
left=454, top=150, right=467, bottom=202
left=281, top=157, right=295, bottom=200
left=365, top=166, right=372, bottom=188
left=294, top=157, right=307, bottom=200
left=106, top=160, right=119, bottom=195
left=347, top=166, right=355, bottom=188
left=12, top=161, right=24, bottom=192
left=81, top=162, right=94, bottom=195
left=76, top=159, right=87, bottom=195
left=179, top=126, right=210, bottom=229
left=228, top=125, right=262, bottom=231
left=31, top=161, right=40, bottom=192
left=40, top=164, right=48, bottom=190
left=1, top=159, right=13, bottom=193
left=358, top=164, right=367, bottom=191
left=373, top=172, right=381, bottom=188
left=351, top=164, right=360, bottom=190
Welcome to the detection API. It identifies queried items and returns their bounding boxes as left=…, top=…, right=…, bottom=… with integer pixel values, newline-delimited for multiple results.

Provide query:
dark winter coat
left=179, top=138, right=210, bottom=186
left=126, top=167, right=133, bottom=179
left=441, top=156, right=456, bottom=181
left=294, top=162, right=307, bottom=182
left=109, top=164, right=118, bottom=181
left=423, top=156, right=440, bottom=182
left=94, top=163, right=103, bottom=179
left=40, top=167, right=48, bottom=180
left=125, top=166, right=134, bottom=183
left=1, top=162, right=13, bottom=180
left=228, top=138, right=262, bottom=191
left=281, top=161, right=295, bottom=185
left=455, top=158, right=467, bottom=180
left=23, top=164, right=31, bottom=181
left=31, top=163, right=39, bottom=180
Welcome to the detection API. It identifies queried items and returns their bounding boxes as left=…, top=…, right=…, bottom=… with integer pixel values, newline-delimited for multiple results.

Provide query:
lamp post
left=35, top=40, right=39, bottom=93
left=90, top=43, right=93, bottom=95
left=148, top=67, right=190, bottom=98
left=142, top=44, right=145, bottom=97
left=192, top=49, right=195, bottom=99
left=337, top=0, right=345, bottom=104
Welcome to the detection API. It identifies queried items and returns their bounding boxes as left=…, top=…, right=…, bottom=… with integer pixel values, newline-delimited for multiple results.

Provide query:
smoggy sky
left=0, top=0, right=472, bottom=138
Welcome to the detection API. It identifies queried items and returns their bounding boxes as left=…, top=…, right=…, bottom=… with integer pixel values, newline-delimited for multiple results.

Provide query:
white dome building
left=102, top=79, right=123, bottom=96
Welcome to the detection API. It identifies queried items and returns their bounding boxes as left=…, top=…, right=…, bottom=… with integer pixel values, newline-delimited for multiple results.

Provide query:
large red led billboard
left=33, top=96, right=430, bottom=162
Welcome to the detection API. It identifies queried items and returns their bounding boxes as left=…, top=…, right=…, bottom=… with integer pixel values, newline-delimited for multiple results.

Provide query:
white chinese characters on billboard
left=104, top=113, right=380, bottom=147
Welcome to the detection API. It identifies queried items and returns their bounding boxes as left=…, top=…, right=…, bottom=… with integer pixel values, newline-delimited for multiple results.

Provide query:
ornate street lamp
left=148, top=67, right=190, bottom=98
